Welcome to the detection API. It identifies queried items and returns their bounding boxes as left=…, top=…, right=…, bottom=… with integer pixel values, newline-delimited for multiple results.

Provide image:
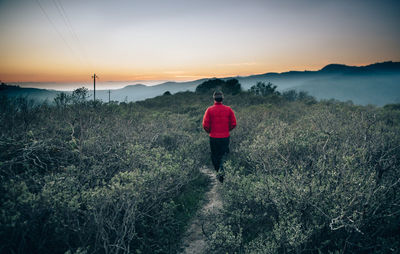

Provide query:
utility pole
left=108, top=90, right=111, bottom=103
left=91, top=73, right=98, bottom=101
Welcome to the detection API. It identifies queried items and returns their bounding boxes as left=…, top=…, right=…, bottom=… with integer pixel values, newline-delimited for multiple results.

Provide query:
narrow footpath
left=179, top=167, right=222, bottom=254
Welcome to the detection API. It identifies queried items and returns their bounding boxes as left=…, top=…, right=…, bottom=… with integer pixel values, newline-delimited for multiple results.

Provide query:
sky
left=0, top=0, right=399, bottom=89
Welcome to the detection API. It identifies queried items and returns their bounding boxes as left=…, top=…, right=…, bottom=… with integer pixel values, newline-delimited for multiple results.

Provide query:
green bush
left=195, top=78, right=242, bottom=95
left=249, top=81, right=280, bottom=96
left=1, top=91, right=399, bottom=254
left=204, top=102, right=400, bottom=253
left=0, top=96, right=209, bottom=254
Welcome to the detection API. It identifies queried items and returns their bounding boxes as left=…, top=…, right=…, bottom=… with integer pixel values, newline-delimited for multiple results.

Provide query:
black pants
left=210, top=137, right=230, bottom=172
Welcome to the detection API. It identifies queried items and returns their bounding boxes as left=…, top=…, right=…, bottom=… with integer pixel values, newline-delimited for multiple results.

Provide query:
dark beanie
left=213, top=91, right=224, bottom=101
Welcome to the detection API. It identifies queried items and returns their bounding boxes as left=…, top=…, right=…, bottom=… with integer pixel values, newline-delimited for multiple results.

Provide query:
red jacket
left=202, top=102, right=237, bottom=138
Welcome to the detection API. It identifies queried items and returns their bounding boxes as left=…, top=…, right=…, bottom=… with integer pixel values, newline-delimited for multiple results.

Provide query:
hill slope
left=235, top=61, right=400, bottom=105
left=1, top=61, right=399, bottom=105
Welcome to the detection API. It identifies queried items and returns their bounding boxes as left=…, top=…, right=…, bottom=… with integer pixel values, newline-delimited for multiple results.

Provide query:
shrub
left=249, top=81, right=280, bottom=96
left=0, top=96, right=209, bottom=254
left=195, top=78, right=242, bottom=95
left=204, top=102, right=400, bottom=253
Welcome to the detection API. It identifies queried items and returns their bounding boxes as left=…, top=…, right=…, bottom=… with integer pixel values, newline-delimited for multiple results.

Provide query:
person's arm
left=229, top=108, right=237, bottom=131
left=202, top=108, right=211, bottom=133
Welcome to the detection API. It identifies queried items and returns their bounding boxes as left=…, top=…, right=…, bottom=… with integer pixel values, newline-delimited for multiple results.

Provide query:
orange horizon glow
left=2, top=60, right=396, bottom=83
left=1, top=0, right=399, bottom=86
left=0, top=60, right=392, bottom=83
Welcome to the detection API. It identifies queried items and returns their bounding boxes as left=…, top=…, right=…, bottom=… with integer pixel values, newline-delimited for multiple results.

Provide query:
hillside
left=0, top=83, right=60, bottom=102
left=234, top=61, right=400, bottom=105
left=1, top=90, right=399, bottom=253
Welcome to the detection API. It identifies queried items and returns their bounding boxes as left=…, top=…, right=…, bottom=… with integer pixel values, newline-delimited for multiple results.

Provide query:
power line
left=35, top=0, right=94, bottom=91
left=35, top=0, right=77, bottom=62
left=53, top=0, right=93, bottom=69
left=54, top=0, right=95, bottom=91
left=51, top=0, right=88, bottom=69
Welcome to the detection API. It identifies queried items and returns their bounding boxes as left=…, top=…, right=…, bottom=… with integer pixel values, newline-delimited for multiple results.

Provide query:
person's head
left=213, top=91, right=224, bottom=102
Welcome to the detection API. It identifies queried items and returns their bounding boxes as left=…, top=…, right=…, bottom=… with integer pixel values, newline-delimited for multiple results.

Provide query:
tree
left=54, top=92, right=71, bottom=107
left=195, top=78, right=241, bottom=94
left=282, top=89, right=298, bottom=101
left=71, top=87, right=89, bottom=103
left=224, top=79, right=241, bottom=95
left=195, top=78, right=225, bottom=93
left=249, top=81, right=279, bottom=96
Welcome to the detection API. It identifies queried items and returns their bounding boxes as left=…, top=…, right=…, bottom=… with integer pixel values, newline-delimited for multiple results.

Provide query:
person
left=202, top=91, right=237, bottom=183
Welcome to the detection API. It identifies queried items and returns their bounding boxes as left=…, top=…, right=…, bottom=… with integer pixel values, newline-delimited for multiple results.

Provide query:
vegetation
left=1, top=79, right=399, bottom=253
left=249, top=81, right=280, bottom=96
left=195, top=78, right=241, bottom=95
left=0, top=93, right=210, bottom=254
left=202, top=97, right=400, bottom=253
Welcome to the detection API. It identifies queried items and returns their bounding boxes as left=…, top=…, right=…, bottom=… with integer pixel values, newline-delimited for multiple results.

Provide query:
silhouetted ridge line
left=1, top=61, right=399, bottom=105
left=320, top=61, right=400, bottom=74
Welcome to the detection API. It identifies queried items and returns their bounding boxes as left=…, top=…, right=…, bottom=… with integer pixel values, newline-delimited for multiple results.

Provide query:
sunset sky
left=0, top=0, right=399, bottom=89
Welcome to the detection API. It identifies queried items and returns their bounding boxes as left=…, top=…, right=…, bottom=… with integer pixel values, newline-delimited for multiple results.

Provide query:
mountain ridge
left=1, top=61, right=399, bottom=106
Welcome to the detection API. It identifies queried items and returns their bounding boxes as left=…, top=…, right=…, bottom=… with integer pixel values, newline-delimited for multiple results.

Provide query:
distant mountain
left=0, top=83, right=60, bottom=102
left=233, top=61, right=400, bottom=105
left=92, top=79, right=208, bottom=102
left=320, top=61, right=400, bottom=73
left=1, top=61, right=399, bottom=106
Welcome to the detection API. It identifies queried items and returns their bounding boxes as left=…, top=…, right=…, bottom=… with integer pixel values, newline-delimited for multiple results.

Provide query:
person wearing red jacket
left=202, top=91, right=237, bottom=183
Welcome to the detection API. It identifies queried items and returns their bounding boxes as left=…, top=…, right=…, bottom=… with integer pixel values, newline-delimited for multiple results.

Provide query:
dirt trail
left=179, top=167, right=222, bottom=254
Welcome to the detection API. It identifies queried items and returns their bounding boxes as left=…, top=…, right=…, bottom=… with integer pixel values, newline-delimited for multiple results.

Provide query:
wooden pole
left=91, top=73, right=98, bottom=101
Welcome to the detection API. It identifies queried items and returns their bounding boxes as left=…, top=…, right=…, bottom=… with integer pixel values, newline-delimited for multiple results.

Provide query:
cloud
left=163, top=71, right=185, bottom=74
left=175, top=75, right=207, bottom=78
left=218, top=62, right=257, bottom=67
